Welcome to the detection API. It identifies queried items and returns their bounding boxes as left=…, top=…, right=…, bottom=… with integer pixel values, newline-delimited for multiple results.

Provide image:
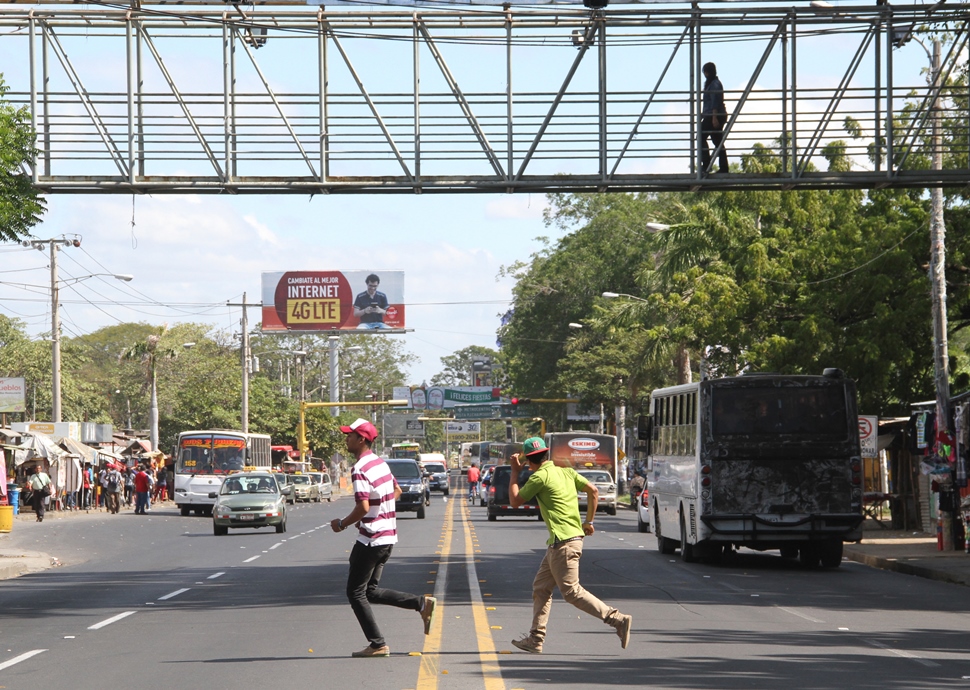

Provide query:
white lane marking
left=866, top=639, right=940, bottom=667
left=269, top=543, right=282, bottom=550
left=243, top=555, right=260, bottom=563
left=0, top=649, right=47, bottom=671
left=776, top=605, right=824, bottom=623
left=289, top=535, right=301, bottom=540
left=88, top=611, right=136, bottom=630
left=158, top=588, right=191, bottom=601
left=207, top=572, right=225, bottom=580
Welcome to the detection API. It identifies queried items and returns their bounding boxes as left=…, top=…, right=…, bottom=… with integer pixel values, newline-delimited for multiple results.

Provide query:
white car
left=307, top=472, right=334, bottom=502
left=636, top=484, right=651, bottom=532
left=577, top=470, right=617, bottom=516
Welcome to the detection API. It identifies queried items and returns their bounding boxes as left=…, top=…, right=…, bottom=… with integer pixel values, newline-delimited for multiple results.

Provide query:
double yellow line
left=416, top=494, right=505, bottom=690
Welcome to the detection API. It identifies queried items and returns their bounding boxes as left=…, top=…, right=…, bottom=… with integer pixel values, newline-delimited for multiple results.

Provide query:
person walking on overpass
left=508, top=437, right=633, bottom=654
left=330, top=418, right=437, bottom=658
left=701, top=61, right=730, bottom=175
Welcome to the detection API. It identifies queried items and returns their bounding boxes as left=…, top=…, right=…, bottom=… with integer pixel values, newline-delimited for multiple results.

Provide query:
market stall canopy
left=13, top=430, right=67, bottom=467
left=123, top=439, right=152, bottom=457
left=58, top=436, right=100, bottom=465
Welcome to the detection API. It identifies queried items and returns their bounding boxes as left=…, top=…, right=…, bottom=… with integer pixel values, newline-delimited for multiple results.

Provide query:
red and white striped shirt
left=351, top=451, right=398, bottom=547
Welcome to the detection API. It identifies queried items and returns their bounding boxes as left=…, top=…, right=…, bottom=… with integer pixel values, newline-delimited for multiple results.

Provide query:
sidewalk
left=843, top=522, right=970, bottom=587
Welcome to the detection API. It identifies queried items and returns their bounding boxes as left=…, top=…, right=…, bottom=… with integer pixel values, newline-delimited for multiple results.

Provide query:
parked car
left=577, top=469, right=617, bottom=516
left=636, top=484, right=651, bottom=533
left=486, top=465, right=541, bottom=521
left=210, top=472, right=289, bottom=535
left=386, top=459, right=428, bottom=519
left=478, top=464, right=496, bottom=506
left=310, top=471, right=333, bottom=502
left=289, top=474, right=320, bottom=503
left=420, top=455, right=450, bottom=496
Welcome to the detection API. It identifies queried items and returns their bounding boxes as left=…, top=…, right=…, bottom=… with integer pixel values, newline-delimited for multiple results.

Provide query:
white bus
left=174, top=430, right=272, bottom=516
left=646, top=369, right=863, bottom=568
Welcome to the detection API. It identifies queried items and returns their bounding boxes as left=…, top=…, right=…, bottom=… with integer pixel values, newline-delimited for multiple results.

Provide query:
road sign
left=502, top=403, right=538, bottom=419
left=858, top=415, right=878, bottom=458
left=453, top=405, right=500, bottom=420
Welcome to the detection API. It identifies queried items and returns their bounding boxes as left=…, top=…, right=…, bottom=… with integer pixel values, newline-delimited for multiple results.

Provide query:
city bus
left=646, top=369, right=863, bottom=567
left=389, top=441, right=420, bottom=459
left=173, top=430, right=272, bottom=516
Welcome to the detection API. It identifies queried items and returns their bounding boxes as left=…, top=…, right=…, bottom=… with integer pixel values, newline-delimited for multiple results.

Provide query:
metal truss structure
left=2, top=2, right=968, bottom=194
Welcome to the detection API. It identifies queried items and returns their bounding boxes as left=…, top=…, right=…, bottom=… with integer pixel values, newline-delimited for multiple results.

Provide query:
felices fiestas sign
left=261, top=270, right=405, bottom=332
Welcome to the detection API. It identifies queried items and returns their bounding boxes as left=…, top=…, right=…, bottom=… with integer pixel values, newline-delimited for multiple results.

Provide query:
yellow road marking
left=461, top=501, right=506, bottom=690
left=416, top=491, right=455, bottom=689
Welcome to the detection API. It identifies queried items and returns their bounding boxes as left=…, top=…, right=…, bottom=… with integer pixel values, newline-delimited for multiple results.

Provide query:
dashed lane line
left=416, top=482, right=456, bottom=690
left=243, top=555, right=261, bottom=563
left=88, top=611, right=136, bottom=630
left=158, top=588, right=191, bottom=601
left=0, top=649, right=47, bottom=671
left=207, top=572, right=225, bottom=580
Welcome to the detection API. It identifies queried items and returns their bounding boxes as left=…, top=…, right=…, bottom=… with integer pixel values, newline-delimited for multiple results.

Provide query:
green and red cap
left=522, top=437, right=548, bottom=457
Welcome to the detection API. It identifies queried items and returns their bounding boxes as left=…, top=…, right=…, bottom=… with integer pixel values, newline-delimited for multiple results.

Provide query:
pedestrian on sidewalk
left=106, top=464, right=123, bottom=514
left=27, top=465, right=52, bottom=523
left=508, top=437, right=633, bottom=654
left=133, top=465, right=151, bottom=515
left=329, top=418, right=436, bottom=658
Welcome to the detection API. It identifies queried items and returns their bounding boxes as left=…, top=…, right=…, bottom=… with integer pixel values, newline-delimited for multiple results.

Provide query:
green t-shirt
left=518, top=462, right=589, bottom=545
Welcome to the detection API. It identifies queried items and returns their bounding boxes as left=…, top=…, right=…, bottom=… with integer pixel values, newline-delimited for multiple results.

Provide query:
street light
left=602, top=291, right=647, bottom=302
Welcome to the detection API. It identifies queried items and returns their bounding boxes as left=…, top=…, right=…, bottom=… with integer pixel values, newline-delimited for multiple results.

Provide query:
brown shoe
left=613, top=613, right=632, bottom=649
left=511, top=634, right=542, bottom=654
left=420, top=596, right=437, bottom=635
left=352, top=645, right=390, bottom=658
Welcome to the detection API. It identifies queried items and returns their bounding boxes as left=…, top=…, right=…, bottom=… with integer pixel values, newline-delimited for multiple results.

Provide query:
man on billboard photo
left=353, top=274, right=390, bottom=329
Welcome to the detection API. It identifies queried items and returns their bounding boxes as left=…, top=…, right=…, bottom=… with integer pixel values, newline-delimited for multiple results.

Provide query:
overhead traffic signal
left=511, top=397, right=532, bottom=405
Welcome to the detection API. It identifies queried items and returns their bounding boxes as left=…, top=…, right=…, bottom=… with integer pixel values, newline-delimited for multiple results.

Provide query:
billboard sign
left=0, top=377, right=25, bottom=413
left=261, top=270, right=404, bottom=332
left=545, top=432, right=617, bottom=477
left=445, top=421, right=481, bottom=440
left=392, top=385, right=501, bottom=410
left=384, top=413, right=426, bottom=439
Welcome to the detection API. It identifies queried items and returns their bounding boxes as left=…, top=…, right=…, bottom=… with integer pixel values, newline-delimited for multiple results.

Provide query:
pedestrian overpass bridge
left=2, top=1, right=967, bottom=194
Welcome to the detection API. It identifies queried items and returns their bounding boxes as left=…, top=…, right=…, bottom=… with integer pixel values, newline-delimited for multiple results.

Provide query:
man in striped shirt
left=330, top=418, right=436, bottom=658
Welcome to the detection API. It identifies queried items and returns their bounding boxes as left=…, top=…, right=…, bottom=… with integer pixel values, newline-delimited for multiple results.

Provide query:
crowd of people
left=17, top=459, right=173, bottom=518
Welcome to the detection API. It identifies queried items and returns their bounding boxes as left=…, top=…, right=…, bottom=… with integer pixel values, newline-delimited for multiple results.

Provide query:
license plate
left=238, top=514, right=255, bottom=521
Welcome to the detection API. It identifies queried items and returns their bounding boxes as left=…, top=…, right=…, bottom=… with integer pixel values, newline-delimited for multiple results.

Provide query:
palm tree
left=121, top=329, right=179, bottom=451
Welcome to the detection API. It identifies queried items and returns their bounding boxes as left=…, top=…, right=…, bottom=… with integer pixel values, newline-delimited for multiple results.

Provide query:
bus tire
left=180, top=506, right=190, bottom=517
left=417, top=505, right=426, bottom=519
left=819, top=539, right=844, bottom=568
left=799, top=543, right=821, bottom=569
left=656, top=507, right=676, bottom=554
left=680, top=512, right=697, bottom=563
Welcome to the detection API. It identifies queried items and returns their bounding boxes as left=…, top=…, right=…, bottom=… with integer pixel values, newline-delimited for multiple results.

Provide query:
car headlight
left=408, top=484, right=422, bottom=493
left=215, top=505, right=232, bottom=517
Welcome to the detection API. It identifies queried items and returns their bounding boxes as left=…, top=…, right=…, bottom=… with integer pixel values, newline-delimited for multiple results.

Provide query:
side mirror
left=207, top=492, right=217, bottom=499
left=281, top=486, right=292, bottom=495
left=637, top=414, right=652, bottom=441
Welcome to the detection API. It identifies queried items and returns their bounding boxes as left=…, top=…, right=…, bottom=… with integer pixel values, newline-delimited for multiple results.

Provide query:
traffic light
left=511, top=397, right=532, bottom=405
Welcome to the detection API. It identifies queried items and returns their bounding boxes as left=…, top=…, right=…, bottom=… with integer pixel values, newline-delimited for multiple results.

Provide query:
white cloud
left=485, top=195, right=549, bottom=220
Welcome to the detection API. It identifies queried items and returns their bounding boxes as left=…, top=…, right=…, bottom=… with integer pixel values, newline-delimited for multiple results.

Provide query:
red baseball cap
left=340, top=418, right=378, bottom=442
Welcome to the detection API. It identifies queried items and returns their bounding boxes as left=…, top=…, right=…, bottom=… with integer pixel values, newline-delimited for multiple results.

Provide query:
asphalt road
left=2, top=480, right=970, bottom=690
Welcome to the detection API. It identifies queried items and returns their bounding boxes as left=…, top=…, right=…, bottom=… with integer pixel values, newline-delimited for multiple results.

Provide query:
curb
left=0, top=562, right=27, bottom=580
left=843, top=547, right=970, bottom=588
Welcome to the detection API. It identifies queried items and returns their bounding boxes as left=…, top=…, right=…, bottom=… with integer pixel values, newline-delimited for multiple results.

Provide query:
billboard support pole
left=328, top=335, right=339, bottom=417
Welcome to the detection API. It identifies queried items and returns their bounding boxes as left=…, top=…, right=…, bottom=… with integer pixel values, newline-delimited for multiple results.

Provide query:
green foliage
left=0, top=76, right=45, bottom=241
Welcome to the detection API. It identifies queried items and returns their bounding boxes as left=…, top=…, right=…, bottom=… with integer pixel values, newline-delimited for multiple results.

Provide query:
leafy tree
left=431, top=345, right=504, bottom=388
left=121, top=326, right=182, bottom=451
left=0, top=76, right=45, bottom=241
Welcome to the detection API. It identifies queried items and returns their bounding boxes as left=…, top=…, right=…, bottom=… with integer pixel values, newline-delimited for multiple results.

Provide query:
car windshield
left=291, top=476, right=310, bottom=485
left=388, top=462, right=421, bottom=479
left=425, top=464, right=446, bottom=473
left=221, top=476, right=278, bottom=495
left=579, top=471, right=612, bottom=483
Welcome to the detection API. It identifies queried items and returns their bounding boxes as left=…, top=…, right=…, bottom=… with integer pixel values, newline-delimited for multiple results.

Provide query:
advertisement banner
left=545, top=432, right=617, bottom=477
left=391, top=386, right=500, bottom=410
left=0, top=377, right=26, bottom=413
left=445, top=421, right=481, bottom=440
left=384, top=413, right=426, bottom=439
left=261, top=270, right=404, bottom=332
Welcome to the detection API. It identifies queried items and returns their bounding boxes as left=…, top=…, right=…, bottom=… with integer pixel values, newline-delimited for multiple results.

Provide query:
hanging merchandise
left=957, top=405, right=969, bottom=489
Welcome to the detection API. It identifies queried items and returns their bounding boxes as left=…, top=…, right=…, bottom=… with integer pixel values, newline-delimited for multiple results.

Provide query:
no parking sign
left=858, top=415, right=878, bottom=458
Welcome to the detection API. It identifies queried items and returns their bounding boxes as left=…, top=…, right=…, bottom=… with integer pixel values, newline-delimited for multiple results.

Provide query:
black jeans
left=701, top=115, right=729, bottom=173
left=347, top=540, right=423, bottom=648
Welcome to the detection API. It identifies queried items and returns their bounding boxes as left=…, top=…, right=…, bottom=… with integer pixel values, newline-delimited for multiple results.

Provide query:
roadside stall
left=12, top=430, right=67, bottom=513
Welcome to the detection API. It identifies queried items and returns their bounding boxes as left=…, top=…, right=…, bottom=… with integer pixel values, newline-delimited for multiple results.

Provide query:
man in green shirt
left=509, top=437, right=632, bottom=654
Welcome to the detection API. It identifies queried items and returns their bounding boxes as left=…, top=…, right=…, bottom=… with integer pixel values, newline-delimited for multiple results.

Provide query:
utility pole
left=50, top=240, right=61, bottom=423
left=227, top=294, right=258, bottom=433
left=329, top=335, right=340, bottom=417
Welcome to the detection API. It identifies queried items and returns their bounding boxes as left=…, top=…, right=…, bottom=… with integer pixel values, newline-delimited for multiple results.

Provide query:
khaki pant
left=529, top=539, right=618, bottom=643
